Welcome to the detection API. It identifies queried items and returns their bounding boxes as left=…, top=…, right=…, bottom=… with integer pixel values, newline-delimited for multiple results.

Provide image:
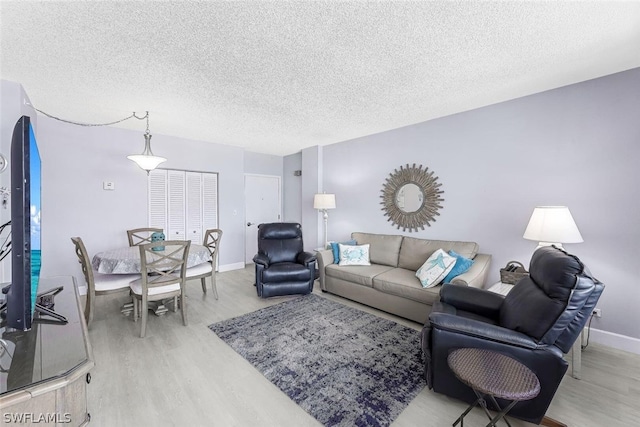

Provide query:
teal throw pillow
left=330, top=239, right=357, bottom=263
left=443, top=250, right=474, bottom=283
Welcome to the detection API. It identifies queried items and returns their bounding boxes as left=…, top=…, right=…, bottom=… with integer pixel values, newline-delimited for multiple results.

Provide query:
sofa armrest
left=450, top=253, right=491, bottom=288
left=316, top=249, right=334, bottom=290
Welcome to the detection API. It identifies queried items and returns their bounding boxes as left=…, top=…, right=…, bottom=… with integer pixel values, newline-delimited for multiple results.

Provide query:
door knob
left=247, top=222, right=254, bottom=226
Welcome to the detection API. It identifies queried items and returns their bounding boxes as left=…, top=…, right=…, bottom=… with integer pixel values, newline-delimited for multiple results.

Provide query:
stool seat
left=448, top=348, right=541, bottom=427
left=448, top=348, right=540, bottom=401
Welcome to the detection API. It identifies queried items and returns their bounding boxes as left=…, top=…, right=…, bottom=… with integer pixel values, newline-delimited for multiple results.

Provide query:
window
left=148, top=169, right=218, bottom=244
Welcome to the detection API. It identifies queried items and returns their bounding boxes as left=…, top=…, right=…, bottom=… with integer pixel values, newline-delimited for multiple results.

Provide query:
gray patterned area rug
left=209, top=294, right=426, bottom=426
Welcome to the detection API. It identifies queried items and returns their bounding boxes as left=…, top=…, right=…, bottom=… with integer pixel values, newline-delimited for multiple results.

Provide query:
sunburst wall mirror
left=380, top=164, right=444, bottom=232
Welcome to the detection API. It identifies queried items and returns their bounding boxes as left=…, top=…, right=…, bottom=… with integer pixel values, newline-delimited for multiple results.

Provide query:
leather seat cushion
left=262, top=262, right=312, bottom=283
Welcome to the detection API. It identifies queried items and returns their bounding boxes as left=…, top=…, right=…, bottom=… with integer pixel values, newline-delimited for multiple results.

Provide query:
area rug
left=209, top=294, right=426, bottom=426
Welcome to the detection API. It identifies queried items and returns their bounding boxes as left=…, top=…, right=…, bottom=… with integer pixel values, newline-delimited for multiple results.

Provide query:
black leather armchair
left=421, top=246, right=604, bottom=424
left=253, top=223, right=317, bottom=298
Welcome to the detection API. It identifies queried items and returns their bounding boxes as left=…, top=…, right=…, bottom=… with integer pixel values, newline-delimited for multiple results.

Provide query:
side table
left=487, top=281, right=583, bottom=380
left=448, top=348, right=540, bottom=427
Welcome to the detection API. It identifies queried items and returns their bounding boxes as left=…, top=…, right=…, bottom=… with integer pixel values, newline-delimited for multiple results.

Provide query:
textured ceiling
left=1, top=1, right=639, bottom=156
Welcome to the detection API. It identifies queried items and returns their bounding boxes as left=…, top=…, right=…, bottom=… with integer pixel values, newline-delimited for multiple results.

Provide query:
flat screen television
left=2, top=115, right=41, bottom=330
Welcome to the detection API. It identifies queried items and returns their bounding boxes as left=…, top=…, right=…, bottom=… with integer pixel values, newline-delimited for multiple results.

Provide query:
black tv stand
left=0, top=285, right=68, bottom=326
left=35, top=286, right=68, bottom=324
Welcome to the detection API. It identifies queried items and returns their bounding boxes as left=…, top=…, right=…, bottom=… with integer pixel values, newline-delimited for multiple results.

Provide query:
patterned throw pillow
left=338, top=243, right=371, bottom=266
left=415, top=248, right=457, bottom=288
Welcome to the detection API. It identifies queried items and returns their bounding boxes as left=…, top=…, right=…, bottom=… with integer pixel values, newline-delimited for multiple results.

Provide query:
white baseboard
left=589, top=327, right=640, bottom=355
left=218, top=262, right=246, bottom=273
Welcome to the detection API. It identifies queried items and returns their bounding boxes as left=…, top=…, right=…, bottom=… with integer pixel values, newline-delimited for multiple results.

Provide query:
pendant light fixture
left=127, top=111, right=167, bottom=173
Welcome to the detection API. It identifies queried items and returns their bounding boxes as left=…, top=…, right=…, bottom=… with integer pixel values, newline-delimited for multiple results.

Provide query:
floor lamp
left=314, top=193, right=336, bottom=249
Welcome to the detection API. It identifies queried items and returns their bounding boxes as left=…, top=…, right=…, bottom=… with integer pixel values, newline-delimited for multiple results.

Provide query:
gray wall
left=309, top=68, right=640, bottom=340
left=283, top=153, right=302, bottom=223
left=244, top=151, right=283, bottom=176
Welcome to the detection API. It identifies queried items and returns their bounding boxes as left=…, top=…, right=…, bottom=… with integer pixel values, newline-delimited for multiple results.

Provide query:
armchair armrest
left=440, top=284, right=504, bottom=319
left=450, top=253, right=491, bottom=288
left=297, top=251, right=317, bottom=267
left=253, top=253, right=269, bottom=267
left=430, top=311, right=539, bottom=350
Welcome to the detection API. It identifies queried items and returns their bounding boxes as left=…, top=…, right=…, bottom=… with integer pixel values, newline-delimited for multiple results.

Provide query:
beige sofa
left=317, top=232, right=491, bottom=324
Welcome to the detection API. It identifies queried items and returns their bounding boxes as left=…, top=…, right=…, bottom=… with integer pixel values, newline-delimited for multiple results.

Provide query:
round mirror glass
left=396, top=183, right=423, bottom=213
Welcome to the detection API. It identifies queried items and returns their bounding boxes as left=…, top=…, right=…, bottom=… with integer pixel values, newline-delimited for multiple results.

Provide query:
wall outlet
left=593, top=308, right=602, bottom=318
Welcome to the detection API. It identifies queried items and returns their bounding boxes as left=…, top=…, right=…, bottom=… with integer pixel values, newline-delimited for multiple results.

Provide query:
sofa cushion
left=351, top=232, right=403, bottom=267
left=373, top=268, right=441, bottom=305
left=398, top=237, right=479, bottom=271
left=325, top=263, right=394, bottom=288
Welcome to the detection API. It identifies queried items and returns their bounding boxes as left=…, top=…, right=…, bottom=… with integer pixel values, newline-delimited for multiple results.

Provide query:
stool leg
left=485, top=399, right=518, bottom=427
left=453, top=396, right=482, bottom=427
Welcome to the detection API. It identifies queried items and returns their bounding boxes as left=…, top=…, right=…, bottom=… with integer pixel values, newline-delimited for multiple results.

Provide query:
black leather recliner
left=253, top=223, right=317, bottom=298
left=421, top=246, right=604, bottom=424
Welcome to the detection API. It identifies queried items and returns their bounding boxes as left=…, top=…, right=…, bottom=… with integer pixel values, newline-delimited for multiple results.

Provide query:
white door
left=245, top=174, right=281, bottom=264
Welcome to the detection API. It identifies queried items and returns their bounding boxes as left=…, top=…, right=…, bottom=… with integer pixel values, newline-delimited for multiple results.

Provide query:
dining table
left=91, top=243, right=212, bottom=316
left=92, top=243, right=212, bottom=274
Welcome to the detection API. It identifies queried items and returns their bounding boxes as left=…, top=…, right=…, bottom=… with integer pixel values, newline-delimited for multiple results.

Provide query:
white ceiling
left=1, top=1, right=639, bottom=156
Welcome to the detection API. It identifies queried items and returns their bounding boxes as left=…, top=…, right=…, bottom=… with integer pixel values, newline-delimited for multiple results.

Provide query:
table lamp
left=523, top=206, right=583, bottom=249
left=314, top=193, right=336, bottom=249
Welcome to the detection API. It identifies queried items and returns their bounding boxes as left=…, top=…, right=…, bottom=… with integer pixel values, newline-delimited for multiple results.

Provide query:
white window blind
left=148, top=169, right=219, bottom=244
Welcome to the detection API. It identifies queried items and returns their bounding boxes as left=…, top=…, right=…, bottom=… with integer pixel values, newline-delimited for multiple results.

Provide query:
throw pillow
left=415, top=248, right=456, bottom=288
left=443, top=250, right=475, bottom=283
left=338, top=243, right=371, bottom=266
left=330, top=239, right=357, bottom=264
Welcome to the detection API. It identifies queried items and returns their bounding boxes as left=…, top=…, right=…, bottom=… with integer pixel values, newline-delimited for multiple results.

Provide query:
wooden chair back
left=71, top=237, right=95, bottom=323
left=203, top=229, right=223, bottom=267
left=127, top=227, right=163, bottom=246
left=138, top=240, right=191, bottom=292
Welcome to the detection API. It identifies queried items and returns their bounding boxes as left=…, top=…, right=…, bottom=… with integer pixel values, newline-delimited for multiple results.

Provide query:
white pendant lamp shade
left=127, top=114, right=167, bottom=173
left=523, top=206, right=583, bottom=248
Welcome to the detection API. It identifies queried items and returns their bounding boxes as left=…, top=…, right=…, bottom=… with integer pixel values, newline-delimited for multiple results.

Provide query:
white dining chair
left=185, top=229, right=223, bottom=299
left=130, top=240, right=190, bottom=338
left=71, top=237, right=141, bottom=327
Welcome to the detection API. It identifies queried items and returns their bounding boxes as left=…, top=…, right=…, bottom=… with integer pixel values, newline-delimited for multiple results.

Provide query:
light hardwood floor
left=86, top=266, right=640, bottom=426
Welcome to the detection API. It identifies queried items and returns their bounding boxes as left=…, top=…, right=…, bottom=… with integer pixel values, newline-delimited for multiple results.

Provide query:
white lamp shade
left=314, top=193, right=336, bottom=210
left=127, top=133, right=167, bottom=172
left=127, top=154, right=167, bottom=171
left=523, top=206, right=583, bottom=245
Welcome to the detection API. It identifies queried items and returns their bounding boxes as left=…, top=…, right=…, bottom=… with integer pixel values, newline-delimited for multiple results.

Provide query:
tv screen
left=4, top=115, right=41, bottom=330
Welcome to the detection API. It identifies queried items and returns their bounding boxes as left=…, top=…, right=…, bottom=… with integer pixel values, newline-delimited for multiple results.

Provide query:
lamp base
left=536, top=242, right=563, bottom=250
